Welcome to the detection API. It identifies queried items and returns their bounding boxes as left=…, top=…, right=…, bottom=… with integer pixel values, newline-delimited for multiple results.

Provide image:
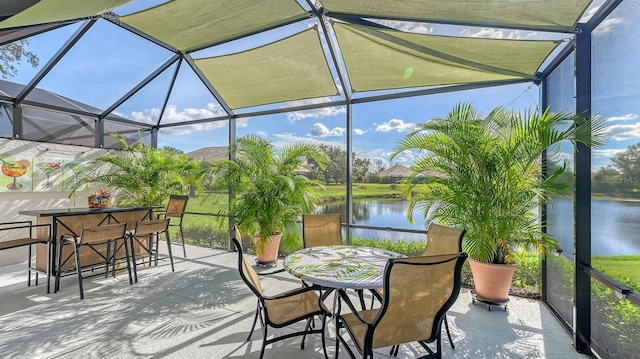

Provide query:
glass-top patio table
left=283, top=245, right=406, bottom=290
left=284, top=245, right=405, bottom=358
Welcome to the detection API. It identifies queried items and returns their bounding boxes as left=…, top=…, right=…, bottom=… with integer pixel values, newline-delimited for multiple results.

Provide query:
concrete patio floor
left=0, top=244, right=586, bottom=359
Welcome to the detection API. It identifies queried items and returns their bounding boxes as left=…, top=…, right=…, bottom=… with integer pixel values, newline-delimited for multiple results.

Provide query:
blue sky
left=5, top=0, right=639, bottom=171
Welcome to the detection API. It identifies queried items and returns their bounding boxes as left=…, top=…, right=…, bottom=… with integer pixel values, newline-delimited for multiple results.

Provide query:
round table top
left=283, top=245, right=405, bottom=290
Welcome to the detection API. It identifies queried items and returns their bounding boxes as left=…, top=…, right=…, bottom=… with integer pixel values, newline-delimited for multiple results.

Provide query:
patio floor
left=0, top=244, right=586, bottom=359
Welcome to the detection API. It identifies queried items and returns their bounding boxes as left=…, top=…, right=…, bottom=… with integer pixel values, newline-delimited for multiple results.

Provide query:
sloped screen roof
left=0, top=0, right=596, bottom=129
left=334, top=23, right=561, bottom=92
left=195, top=27, right=339, bottom=109
left=321, top=0, right=592, bottom=32
left=0, top=0, right=131, bottom=29
left=120, top=0, right=309, bottom=52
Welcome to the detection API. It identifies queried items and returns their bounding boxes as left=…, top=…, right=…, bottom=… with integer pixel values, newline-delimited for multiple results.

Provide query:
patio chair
left=157, top=195, right=188, bottom=258
left=337, top=252, right=468, bottom=359
left=302, top=213, right=343, bottom=247
left=128, top=218, right=174, bottom=283
left=302, top=214, right=368, bottom=308
left=422, top=222, right=466, bottom=256
left=0, top=221, right=50, bottom=288
left=422, top=223, right=466, bottom=349
left=231, top=226, right=329, bottom=359
left=54, top=223, right=131, bottom=300
left=373, top=222, right=466, bottom=351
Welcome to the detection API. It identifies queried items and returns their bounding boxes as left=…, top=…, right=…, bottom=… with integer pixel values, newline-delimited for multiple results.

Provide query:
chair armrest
left=264, top=285, right=320, bottom=300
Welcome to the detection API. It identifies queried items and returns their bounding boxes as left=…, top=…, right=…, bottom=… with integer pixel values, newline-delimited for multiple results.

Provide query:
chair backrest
left=422, top=222, right=466, bottom=256
left=370, top=252, right=468, bottom=349
left=133, top=219, right=170, bottom=237
left=302, top=214, right=342, bottom=248
left=80, top=223, right=128, bottom=245
left=230, top=226, right=264, bottom=297
left=166, top=195, right=189, bottom=218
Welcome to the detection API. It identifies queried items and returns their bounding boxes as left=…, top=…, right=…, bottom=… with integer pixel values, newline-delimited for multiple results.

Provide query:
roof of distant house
left=187, top=146, right=228, bottom=162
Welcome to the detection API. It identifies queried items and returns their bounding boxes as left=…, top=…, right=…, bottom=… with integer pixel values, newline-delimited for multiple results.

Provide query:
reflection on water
left=319, top=198, right=640, bottom=255
left=548, top=198, right=640, bottom=256
left=317, top=199, right=427, bottom=242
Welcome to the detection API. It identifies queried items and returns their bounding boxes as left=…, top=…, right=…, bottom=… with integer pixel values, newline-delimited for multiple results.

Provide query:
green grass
left=593, top=255, right=640, bottom=292
left=318, top=183, right=402, bottom=200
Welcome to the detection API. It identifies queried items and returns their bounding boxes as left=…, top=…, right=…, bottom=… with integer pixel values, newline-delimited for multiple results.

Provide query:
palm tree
left=208, top=135, right=329, bottom=255
left=72, top=134, right=204, bottom=207
left=392, top=102, right=605, bottom=264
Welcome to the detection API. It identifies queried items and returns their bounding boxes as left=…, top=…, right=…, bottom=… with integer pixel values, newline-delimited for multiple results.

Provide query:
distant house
left=379, top=164, right=412, bottom=183
left=187, top=147, right=228, bottom=162
left=379, top=164, right=444, bottom=183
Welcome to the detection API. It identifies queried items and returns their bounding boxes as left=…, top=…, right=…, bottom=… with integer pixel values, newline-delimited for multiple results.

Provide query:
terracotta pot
left=253, top=233, right=282, bottom=265
left=469, top=258, right=517, bottom=302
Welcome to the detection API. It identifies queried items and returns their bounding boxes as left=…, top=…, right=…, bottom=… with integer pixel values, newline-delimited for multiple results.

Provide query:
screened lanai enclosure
left=0, top=0, right=639, bottom=358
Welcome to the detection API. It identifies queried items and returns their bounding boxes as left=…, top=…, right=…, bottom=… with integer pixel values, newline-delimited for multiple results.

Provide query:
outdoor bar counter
left=19, top=207, right=158, bottom=275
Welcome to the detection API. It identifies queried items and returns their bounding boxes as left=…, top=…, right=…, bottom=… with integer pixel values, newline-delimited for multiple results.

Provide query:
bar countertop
left=19, top=206, right=162, bottom=217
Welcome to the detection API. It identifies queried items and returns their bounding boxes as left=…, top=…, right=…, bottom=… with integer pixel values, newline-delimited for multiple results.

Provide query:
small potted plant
left=88, top=188, right=116, bottom=208
left=208, top=135, right=329, bottom=265
left=393, top=102, right=605, bottom=303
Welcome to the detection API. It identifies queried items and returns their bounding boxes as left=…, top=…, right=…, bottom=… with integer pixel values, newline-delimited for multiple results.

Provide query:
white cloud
left=459, top=28, right=537, bottom=40
left=606, top=113, right=638, bottom=122
left=308, top=123, right=346, bottom=137
left=593, top=148, right=625, bottom=158
left=375, top=119, right=417, bottom=133
left=391, top=149, right=416, bottom=164
left=284, top=99, right=346, bottom=122
left=593, top=17, right=623, bottom=34
left=354, top=128, right=367, bottom=135
left=373, top=20, right=434, bottom=34
left=160, top=121, right=227, bottom=135
left=236, top=118, right=250, bottom=127
left=606, top=122, right=640, bottom=141
left=129, top=103, right=226, bottom=126
left=130, top=108, right=160, bottom=124
left=272, top=132, right=345, bottom=149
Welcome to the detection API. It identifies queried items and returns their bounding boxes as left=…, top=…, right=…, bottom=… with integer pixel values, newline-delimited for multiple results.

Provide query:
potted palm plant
left=208, top=135, right=329, bottom=265
left=70, top=133, right=204, bottom=206
left=393, top=102, right=605, bottom=303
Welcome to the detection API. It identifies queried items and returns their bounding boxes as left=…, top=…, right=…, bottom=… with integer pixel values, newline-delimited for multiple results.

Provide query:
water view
left=319, top=198, right=640, bottom=256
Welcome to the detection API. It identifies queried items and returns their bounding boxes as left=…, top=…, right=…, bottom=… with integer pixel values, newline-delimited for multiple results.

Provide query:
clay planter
left=469, top=258, right=517, bottom=302
left=253, top=233, right=282, bottom=265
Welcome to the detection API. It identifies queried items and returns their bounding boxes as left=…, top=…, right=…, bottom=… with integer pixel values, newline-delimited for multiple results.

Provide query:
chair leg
left=165, top=231, right=175, bottom=272
left=320, top=313, right=328, bottom=359
left=55, top=241, right=65, bottom=293
left=73, top=242, right=84, bottom=300
left=259, top=313, right=268, bottom=359
left=248, top=301, right=260, bottom=341
left=356, top=289, right=366, bottom=310
left=180, top=223, right=186, bottom=258
left=130, top=236, right=138, bottom=283
left=27, top=244, right=33, bottom=287
left=444, top=316, right=455, bottom=349
left=300, top=317, right=312, bottom=349
left=123, top=238, right=133, bottom=285
left=154, top=235, right=160, bottom=266
left=105, top=241, right=112, bottom=279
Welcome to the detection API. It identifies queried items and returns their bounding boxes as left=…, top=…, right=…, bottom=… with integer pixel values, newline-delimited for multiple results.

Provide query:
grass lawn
left=593, top=255, right=640, bottom=292
left=319, top=183, right=402, bottom=200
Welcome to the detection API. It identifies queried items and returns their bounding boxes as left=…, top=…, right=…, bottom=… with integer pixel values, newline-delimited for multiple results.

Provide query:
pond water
left=317, top=198, right=640, bottom=256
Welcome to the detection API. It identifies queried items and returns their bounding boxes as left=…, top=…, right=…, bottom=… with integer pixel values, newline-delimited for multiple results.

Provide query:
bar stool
left=156, top=195, right=189, bottom=258
left=128, top=218, right=174, bottom=283
left=55, top=223, right=131, bottom=300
